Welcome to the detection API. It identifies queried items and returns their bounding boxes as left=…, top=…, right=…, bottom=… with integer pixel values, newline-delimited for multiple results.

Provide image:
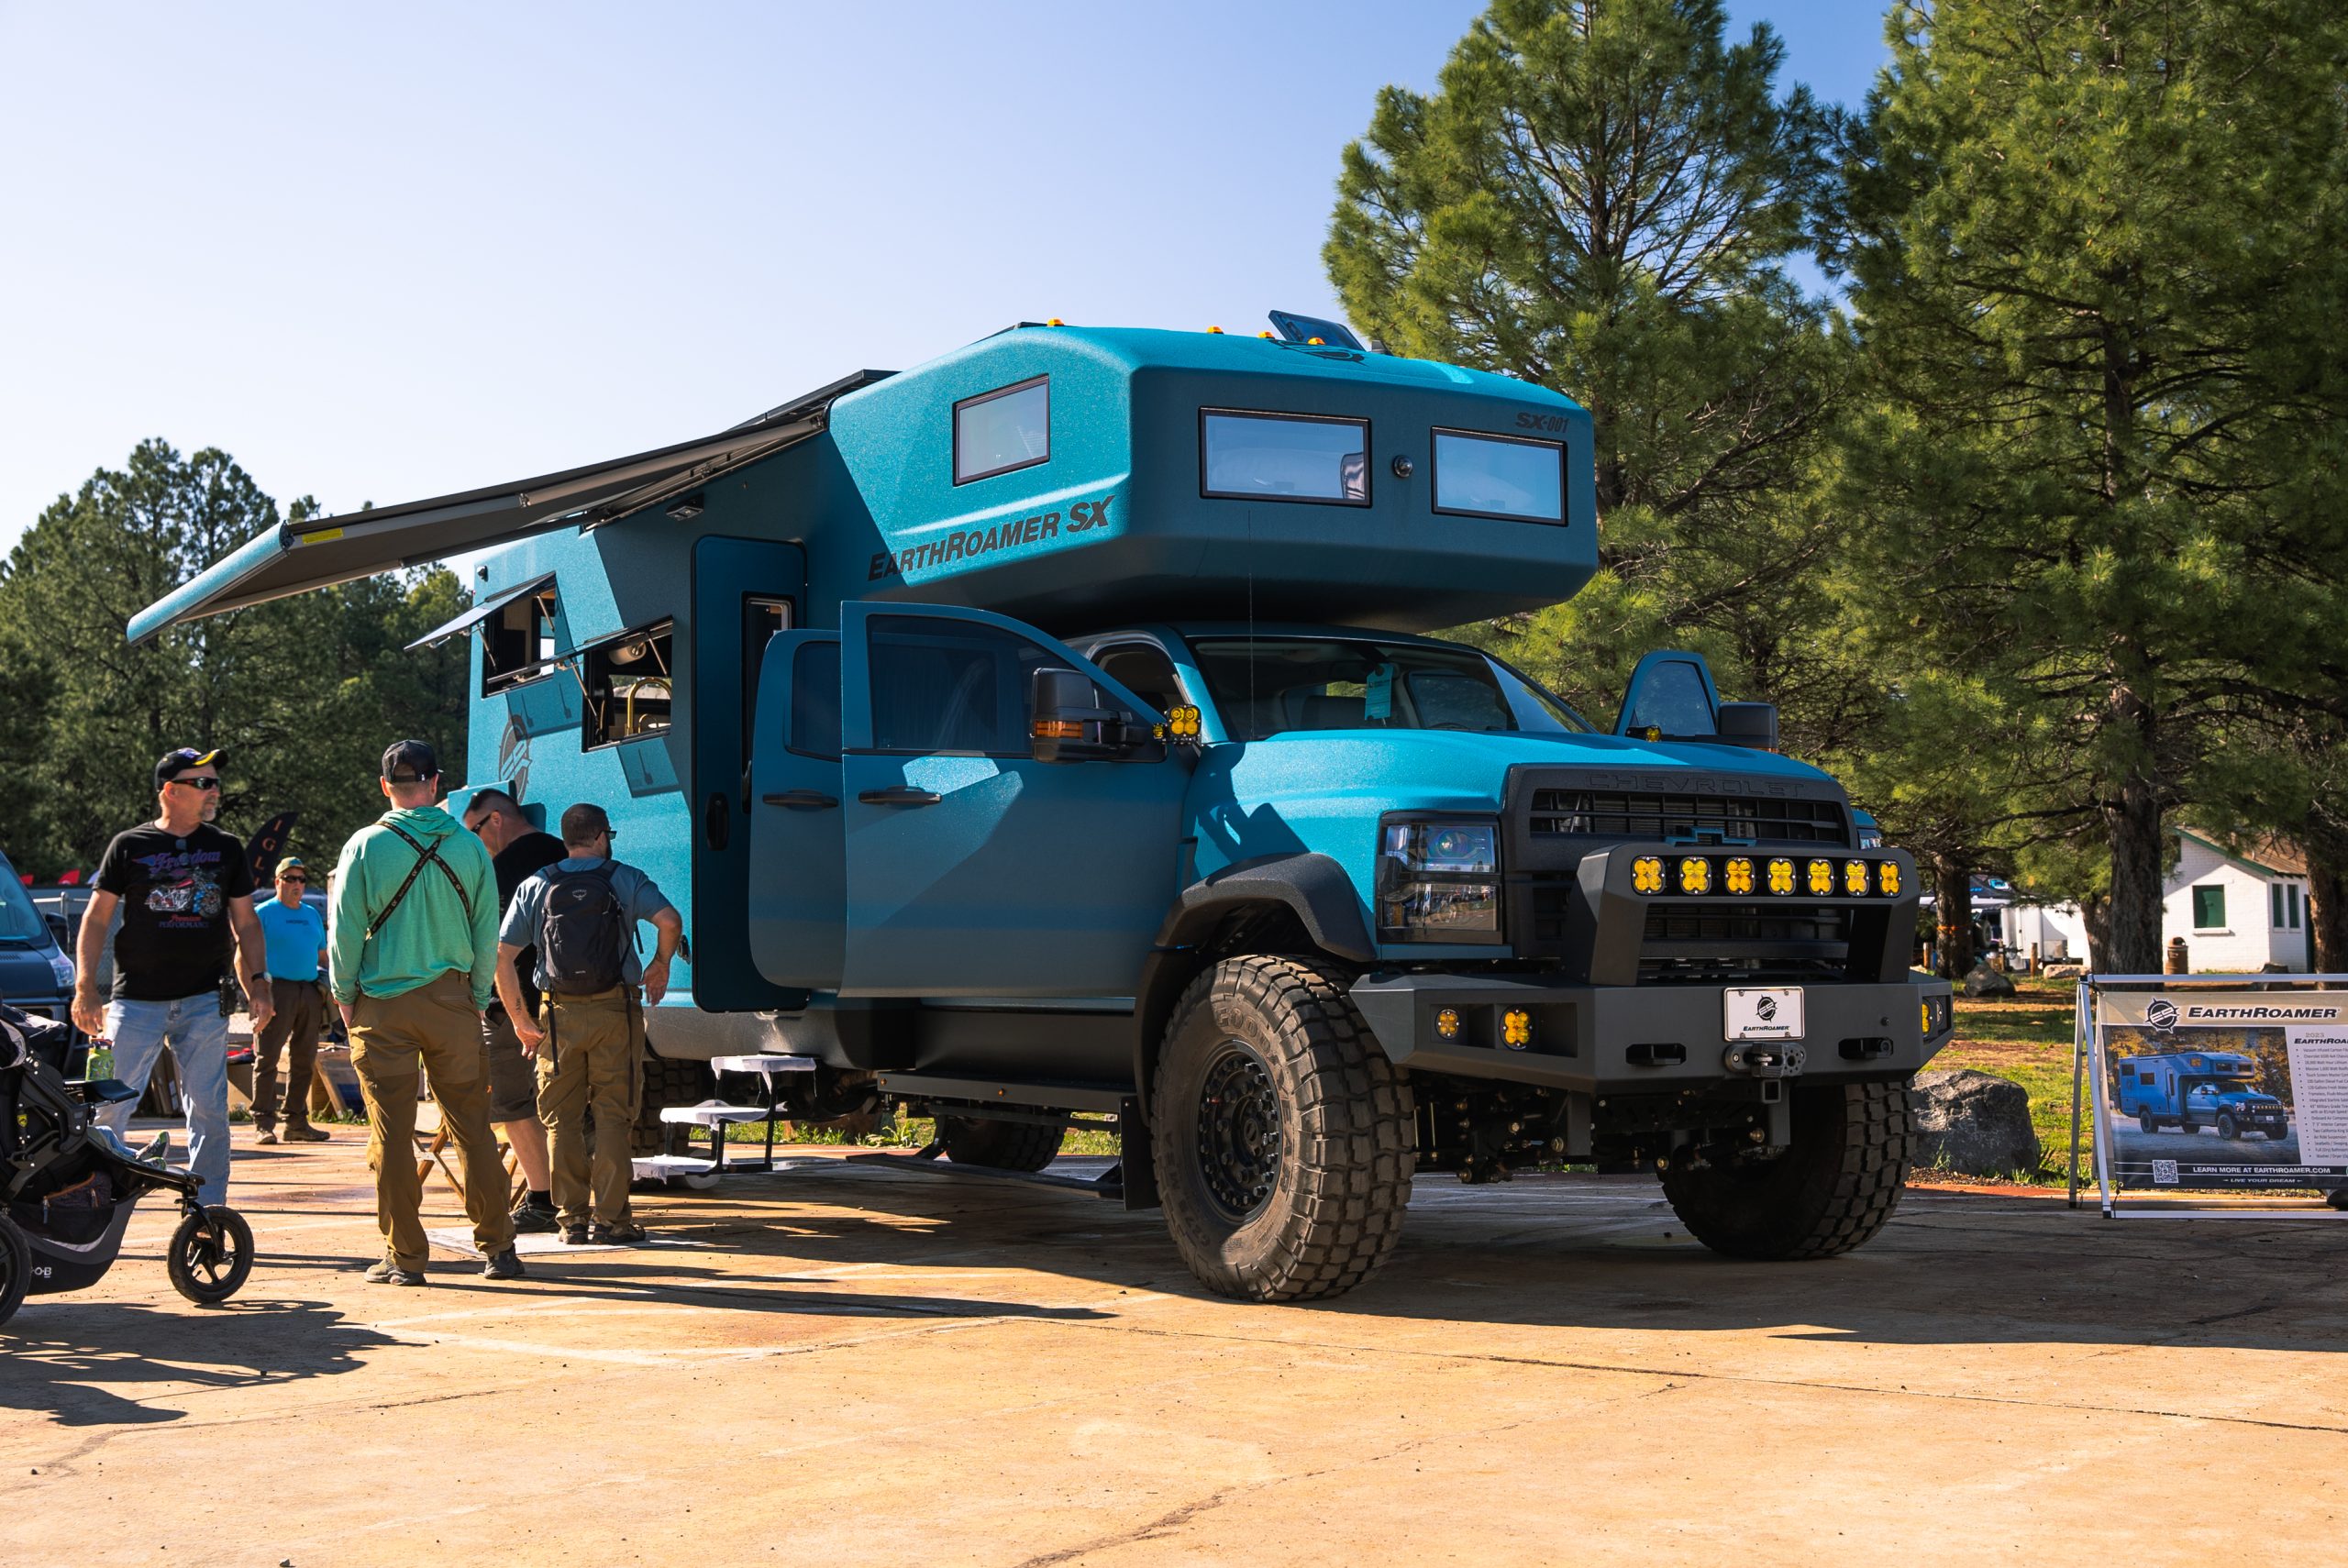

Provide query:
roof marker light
left=1046, top=317, right=1065, bottom=326
left=1206, top=326, right=1224, bottom=334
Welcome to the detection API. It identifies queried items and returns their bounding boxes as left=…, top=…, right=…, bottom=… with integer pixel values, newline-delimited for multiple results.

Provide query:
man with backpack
left=494, top=802, right=681, bottom=1245
left=328, top=741, right=521, bottom=1285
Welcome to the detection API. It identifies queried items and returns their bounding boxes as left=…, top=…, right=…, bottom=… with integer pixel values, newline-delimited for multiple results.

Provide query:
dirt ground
left=3, top=1132, right=2342, bottom=1568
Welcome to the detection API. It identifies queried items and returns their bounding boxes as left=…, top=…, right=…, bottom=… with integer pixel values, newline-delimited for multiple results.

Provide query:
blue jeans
left=98, top=995, right=231, bottom=1201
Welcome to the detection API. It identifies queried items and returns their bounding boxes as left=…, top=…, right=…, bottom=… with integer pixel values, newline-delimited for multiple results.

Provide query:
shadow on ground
left=0, top=1299, right=393, bottom=1426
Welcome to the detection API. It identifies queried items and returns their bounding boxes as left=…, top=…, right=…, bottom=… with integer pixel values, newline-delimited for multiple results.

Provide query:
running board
left=852, top=1152, right=1132, bottom=1200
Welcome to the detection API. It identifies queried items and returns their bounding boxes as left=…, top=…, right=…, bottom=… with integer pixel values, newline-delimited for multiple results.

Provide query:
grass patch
left=1937, top=974, right=2085, bottom=1186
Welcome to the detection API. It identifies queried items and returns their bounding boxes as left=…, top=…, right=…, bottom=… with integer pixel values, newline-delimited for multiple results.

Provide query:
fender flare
left=1130, top=853, right=1376, bottom=1119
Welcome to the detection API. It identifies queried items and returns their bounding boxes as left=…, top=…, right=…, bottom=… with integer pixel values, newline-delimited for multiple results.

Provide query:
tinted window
left=1190, top=637, right=1521, bottom=742
left=1623, top=661, right=1714, bottom=736
left=868, top=616, right=1065, bottom=755
left=791, top=640, right=841, bottom=761
left=2192, top=884, right=2225, bottom=929
left=1434, top=429, right=1565, bottom=522
left=1091, top=643, right=1181, bottom=717
left=0, top=870, right=46, bottom=944
left=955, top=378, right=1049, bottom=484
left=1202, top=412, right=1369, bottom=504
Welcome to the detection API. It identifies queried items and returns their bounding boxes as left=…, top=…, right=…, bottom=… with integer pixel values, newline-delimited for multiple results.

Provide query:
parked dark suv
left=0, top=850, right=75, bottom=1021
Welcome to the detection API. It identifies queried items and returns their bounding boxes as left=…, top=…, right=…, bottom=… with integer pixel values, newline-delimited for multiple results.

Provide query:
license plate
left=1724, top=987, right=1804, bottom=1042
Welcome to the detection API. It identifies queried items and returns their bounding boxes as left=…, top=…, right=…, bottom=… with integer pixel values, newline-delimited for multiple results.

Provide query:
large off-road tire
left=2217, top=1113, right=2239, bottom=1142
left=1152, top=956, right=1412, bottom=1303
left=0, top=1211, right=29, bottom=1326
left=936, top=1116, right=1066, bottom=1172
left=1662, top=1079, right=1911, bottom=1261
left=633, top=1051, right=715, bottom=1157
left=2138, top=1111, right=2158, bottom=1136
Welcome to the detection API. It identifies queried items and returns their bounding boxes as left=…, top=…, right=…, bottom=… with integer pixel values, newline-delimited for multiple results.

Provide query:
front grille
left=1638, top=903, right=1850, bottom=983
left=1530, top=788, right=1847, bottom=845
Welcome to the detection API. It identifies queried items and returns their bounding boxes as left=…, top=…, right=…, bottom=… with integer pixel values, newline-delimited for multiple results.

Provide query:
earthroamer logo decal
left=2145, top=999, right=2179, bottom=1032
left=2183, top=1003, right=2342, bottom=1021
left=869, top=494, right=1115, bottom=581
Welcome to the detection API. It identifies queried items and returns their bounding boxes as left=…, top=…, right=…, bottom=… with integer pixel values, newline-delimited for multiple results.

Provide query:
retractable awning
left=403, top=571, right=554, bottom=652
left=127, top=370, right=890, bottom=645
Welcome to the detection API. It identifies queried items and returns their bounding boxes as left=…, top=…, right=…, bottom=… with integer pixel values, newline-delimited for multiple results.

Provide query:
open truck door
left=836, top=602, right=1190, bottom=999
left=691, top=536, right=807, bottom=1010
left=747, top=630, right=846, bottom=994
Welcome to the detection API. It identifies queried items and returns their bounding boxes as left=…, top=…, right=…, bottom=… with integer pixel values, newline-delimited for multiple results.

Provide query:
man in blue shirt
left=250, top=856, right=331, bottom=1144
left=493, top=803, right=682, bottom=1244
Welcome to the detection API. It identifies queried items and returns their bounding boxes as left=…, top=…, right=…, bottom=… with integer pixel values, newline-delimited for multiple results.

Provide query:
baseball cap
left=275, top=856, right=306, bottom=877
left=154, top=747, right=225, bottom=791
left=381, top=739, right=440, bottom=782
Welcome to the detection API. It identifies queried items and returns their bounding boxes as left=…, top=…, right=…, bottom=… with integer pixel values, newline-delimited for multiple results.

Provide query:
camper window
left=955, top=377, right=1050, bottom=484
left=581, top=622, right=675, bottom=748
left=483, top=585, right=560, bottom=693
left=1432, top=428, right=1566, bottom=523
left=1201, top=411, right=1370, bottom=505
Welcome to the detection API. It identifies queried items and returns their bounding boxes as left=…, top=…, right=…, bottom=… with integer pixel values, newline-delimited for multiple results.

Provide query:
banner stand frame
left=2071, top=971, right=2348, bottom=1220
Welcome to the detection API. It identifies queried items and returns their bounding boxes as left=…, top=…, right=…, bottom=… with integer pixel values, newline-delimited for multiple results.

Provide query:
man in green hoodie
left=328, top=740, right=521, bottom=1285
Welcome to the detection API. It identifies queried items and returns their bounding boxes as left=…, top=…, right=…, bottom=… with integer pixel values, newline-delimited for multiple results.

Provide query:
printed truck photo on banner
left=2094, top=991, right=2348, bottom=1190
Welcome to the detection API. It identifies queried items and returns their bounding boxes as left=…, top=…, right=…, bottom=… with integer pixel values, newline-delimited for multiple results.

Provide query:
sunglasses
left=168, top=776, right=222, bottom=791
left=278, top=873, right=307, bottom=883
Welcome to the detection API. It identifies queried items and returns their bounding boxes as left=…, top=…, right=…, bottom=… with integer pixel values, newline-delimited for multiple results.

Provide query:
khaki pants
left=537, top=987, right=641, bottom=1228
left=251, top=977, right=322, bottom=1131
left=349, top=972, right=515, bottom=1269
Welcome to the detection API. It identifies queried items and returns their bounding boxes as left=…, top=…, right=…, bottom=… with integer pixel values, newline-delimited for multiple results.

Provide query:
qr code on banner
left=2153, top=1159, right=2179, bottom=1186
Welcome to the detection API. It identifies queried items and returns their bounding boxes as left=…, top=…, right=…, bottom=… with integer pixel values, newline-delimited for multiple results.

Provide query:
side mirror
left=1715, top=701, right=1778, bottom=750
left=1030, top=668, right=1160, bottom=764
left=45, top=913, right=71, bottom=952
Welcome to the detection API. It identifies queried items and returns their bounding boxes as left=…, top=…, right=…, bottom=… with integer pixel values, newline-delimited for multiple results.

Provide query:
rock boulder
left=1961, top=962, right=2017, bottom=998
left=1911, top=1068, right=2042, bottom=1177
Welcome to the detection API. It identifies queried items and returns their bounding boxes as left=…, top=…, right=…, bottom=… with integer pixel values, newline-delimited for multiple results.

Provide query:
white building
left=1997, top=829, right=2312, bottom=973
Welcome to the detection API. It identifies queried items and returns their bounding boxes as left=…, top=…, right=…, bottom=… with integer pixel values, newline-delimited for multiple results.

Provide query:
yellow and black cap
left=154, top=747, right=224, bottom=790
left=381, top=739, right=440, bottom=783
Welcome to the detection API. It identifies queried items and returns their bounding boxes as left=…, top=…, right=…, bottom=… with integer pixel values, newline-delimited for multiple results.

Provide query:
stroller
left=0, top=1001, right=253, bottom=1324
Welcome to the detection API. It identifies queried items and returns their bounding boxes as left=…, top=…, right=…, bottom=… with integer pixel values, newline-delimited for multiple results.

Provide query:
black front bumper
left=1349, top=970, right=1953, bottom=1093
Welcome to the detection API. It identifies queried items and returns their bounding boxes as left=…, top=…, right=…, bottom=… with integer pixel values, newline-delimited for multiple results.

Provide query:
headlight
left=1377, top=817, right=1502, bottom=944
left=49, top=951, right=74, bottom=987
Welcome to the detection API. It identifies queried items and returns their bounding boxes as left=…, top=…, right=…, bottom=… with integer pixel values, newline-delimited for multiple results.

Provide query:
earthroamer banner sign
left=2094, top=990, right=2348, bottom=1191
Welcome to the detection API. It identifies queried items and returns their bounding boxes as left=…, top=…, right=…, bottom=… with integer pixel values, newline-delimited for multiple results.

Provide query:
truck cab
left=135, top=313, right=1953, bottom=1301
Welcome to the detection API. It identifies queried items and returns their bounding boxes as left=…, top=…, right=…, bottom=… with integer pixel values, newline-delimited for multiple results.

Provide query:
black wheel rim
left=1196, top=1042, right=1282, bottom=1222
left=180, top=1220, right=237, bottom=1291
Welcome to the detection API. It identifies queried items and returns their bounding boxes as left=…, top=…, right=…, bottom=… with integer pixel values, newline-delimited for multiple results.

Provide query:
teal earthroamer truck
left=136, top=312, right=1954, bottom=1301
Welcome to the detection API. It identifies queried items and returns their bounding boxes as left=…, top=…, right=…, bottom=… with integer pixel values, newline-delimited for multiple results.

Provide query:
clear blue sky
left=0, top=1, right=1890, bottom=558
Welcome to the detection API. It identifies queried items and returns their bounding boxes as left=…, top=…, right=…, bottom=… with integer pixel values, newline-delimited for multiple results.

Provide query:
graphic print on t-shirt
left=138, top=847, right=227, bottom=922
left=96, top=823, right=255, bottom=1000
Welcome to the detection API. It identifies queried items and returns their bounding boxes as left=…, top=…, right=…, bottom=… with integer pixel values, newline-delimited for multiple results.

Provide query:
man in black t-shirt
left=462, top=788, right=568, bottom=1231
left=71, top=747, right=274, bottom=1200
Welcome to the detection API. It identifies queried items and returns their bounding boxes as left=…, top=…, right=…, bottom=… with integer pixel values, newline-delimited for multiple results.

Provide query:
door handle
left=761, top=790, right=839, bottom=810
left=857, top=787, right=944, bottom=806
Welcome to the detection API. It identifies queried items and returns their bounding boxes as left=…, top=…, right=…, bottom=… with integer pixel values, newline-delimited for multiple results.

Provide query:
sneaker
left=510, top=1203, right=559, bottom=1235
left=590, top=1220, right=648, bottom=1246
left=561, top=1224, right=591, bottom=1246
left=253, top=1127, right=279, bottom=1146
left=137, top=1132, right=171, bottom=1165
left=362, top=1260, right=426, bottom=1286
left=482, top=1247, right=526, bottom=1280
left=282, top=1123, right=330, bottom=1143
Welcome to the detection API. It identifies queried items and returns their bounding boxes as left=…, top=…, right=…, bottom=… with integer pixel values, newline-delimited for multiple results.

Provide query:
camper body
left=2115, top=1050, right=2287, bottom=1140
left=138, top=317, right=1952, bottom=1299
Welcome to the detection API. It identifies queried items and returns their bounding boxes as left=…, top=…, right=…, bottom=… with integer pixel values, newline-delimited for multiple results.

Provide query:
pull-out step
left=660, top=1102, right=781, bottom=1127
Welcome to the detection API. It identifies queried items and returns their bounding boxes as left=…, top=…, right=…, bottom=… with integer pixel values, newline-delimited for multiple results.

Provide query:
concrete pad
left=2, top=1132, right=2342, bottom=1567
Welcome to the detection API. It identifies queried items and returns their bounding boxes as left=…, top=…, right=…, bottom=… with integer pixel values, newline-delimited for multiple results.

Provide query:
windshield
left=1190, top=636, right=1588, bottom=742
left=0, top=870, right=48, bottom=944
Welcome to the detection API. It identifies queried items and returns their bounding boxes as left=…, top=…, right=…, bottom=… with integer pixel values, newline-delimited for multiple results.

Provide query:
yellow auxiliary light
left=1046, top=317, right=1065, bottom=326
left=1878, top=860, right=1902, bottom=896
left=1921, top=1001, right=1933, bottom=1036
left=1844, top=859, right=1869, bottom=896
left=1724, top=856, right=1755, bottom=895
left=1307, top=336, right=1327, bottom=345
left=1206, top=326, right=1224, bottom=334
left=1631, top=856, right=1666, bottom=894
left=1767, top=857, right=1796, bottom=895
left=1807, top=858, right=1834, bottom=896
left=1678, top=856, right=1712, bottom=895
left=1501, top=1009, right=1533, bottom=1049
left=1435, top=1008, right=1463, bottom=1041
left=1165, top=704, right=1202, bottom=740
left=1258, top=330, right=1275, bottom=338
